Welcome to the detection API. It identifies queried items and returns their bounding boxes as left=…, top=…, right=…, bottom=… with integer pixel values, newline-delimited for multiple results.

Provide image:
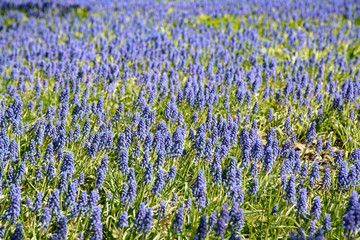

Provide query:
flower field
left=1, top=0, right=360, bottom=239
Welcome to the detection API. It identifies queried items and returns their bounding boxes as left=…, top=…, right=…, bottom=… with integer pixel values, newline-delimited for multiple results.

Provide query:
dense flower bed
left=1, top=0, right=360, bottom=239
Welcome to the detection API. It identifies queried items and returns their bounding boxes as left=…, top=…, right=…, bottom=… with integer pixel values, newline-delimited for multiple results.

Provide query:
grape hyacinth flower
left=3, top=184, right=21, bottom=223
left=305, top=121, right=316, bottom=144
left=315, top=137, right=322, bottom=155
left=338, top=161, right=349, bottom=190
left=208, top=211, right=217, bottom=232
left=152, top=169, right=165, bottom=196
left=88, top=206, right=102, bottom=240
left=47, top=189, right=61, bottom=217
left=126, top=168, right=137, bottom=206
left=118, top=148, right=129, bottom=175
left=0, top=226, right=4, bottom=239
left=268, top=109, right=273, bottom=122
left=323, top=213, right=331, bottom=231
left=263, top=146, right=274, bottom=174
left=309, top=161, right=320, bottom=188
left=230, top=203, right=244, bottom=232
left=60, top=151, right=75, bottom=177
left=51, top=217, right=67, bottom=240
left=322, top=168, right=331, bottom=190
left=194, top=214, right=207, bottom=240
left=249, top=176, right=259, bottom=196
left=215, top=216, right=226, bottom=238
left=10, top=224, right=23, bottom=240
left=117, top=211, right=128, bottom=228
left=334, top=151, right=343, bottom=166
left=166, top=166, right=176, bottom=182
left=296, top=188, right=307, bottom=218
left=172, top=204, right=184, bottom=234
left=308, top=220, right=316, bottom=237
left=271, top=204, right=278, bottom=216
left=143, top=162, right=153, bottom=185
left=285, top=175, right=296, bottom=204
left=157, top=200, right=166, bottom=220
left=192, top=170, right=207, bottom=210
left=310, top=196, right=322, bottom=220
left=88, top=190, right=100, bottom=211
left=40, top=207, right=52, bottom=230
left=142, top=208, right=153, bottom=234
left=171, top=193, right=178, bottom=206
left=134, top=202, right=146, bottom=232
left=342, top=191, right=360, bottom=237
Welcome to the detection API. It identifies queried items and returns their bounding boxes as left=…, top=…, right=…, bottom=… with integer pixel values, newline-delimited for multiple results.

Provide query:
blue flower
left=315, top=137, right=322, bottom=155
left=230, top=203, right=244, bottom=232
left=308, top=220, right=316, bottom=237
left=214, top=216, right=226, bottom=238
left=78, top=172, right=85, bottom=185
left=323, top=213, right=331, bottom=231
left=152, top=169, right=165, bottom=196
left=322, top=168, right=331, bottom=190
left=157, top=201, right=166, bottom=220
left=285, top=175, right=296, bottom=204
left=332, top=91, right=343, bottom=112
left=249, top=177, right=259, bottom=196
left=268, top=109, right=273, bottom=122
left=296, top=188, right=307, bottom=218
left=271, top=204, right=278, bottom=216
left=348, top=166, right=358, bottom=188
left=74, top=191, right=89, bottom=218
left=140, top=150, right=150, bottom=169
left=166, top=166, right=176, bottom=182
left=47, top=189, right=61, bottom=217
left=172, top=205, right=184, bottom=234
left=305, top=121, right=316, bottom=144
left=40, top=207, right=52, bottom=230
left=208, top=211, right=217, bottom=232
left=263, top=146, right=274, bottom=174
left=143, top=162, right=153, bottom=185
left=35, top=192, right=43, bottom=212
left=192, top=170, right=207, bottom=210
left=95, top=169, right=106, bottom=190
left=310, top=196, right=322, bottom=220
left=35, top=166, right=43, bottom=181
left=88, top=206, right=102, bottom=240
left=51, top=217, right=67, bottom=240
left=134, top=203, right=146, bottom=232
left=252, top=101, right=259, bottom=114
left=284, top=117, right=291, bottom=136
left=171, top=193, right=178, bottom=206
left=88, top=190, right=100, bottom=211
left=194, top=214, right=207, bottom=240
left=338, top=161, right=349, bottom=190
left=3, top=184, right=21, bottom=223
left=117, top=211, right=128, bottom=228
left=350, top=110, right=356, bottom=121
left=65, top=179, right=78, bottom=208
left=57, top=172, right=68, bottom=193
left=309, top=161, right=320, bottom=188
left=60, top=151, right=74, bottom=177
left=0, top=226, right=4, bottom=239
left=334, top=151, right=343, bottom=166
left=10, top=224, right=23, bottom=240
left=349, top=148, right=360, bottom=163
left=191, top=112, right=198, bottom=123
left=118, top=148, right=129, bottom=175
left=343, top=191, right=360, bottom=237
left=126, top=168, right=137, bottom=205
